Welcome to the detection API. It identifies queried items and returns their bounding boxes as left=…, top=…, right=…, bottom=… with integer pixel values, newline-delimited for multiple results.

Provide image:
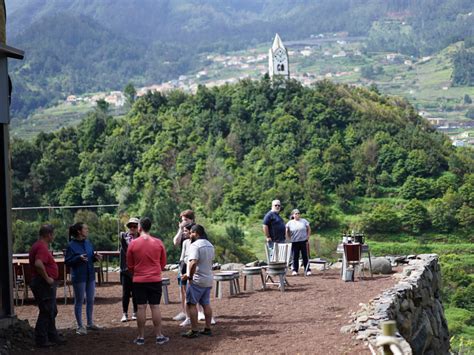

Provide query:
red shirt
left=29, top=240, right=58, bottom=280
left=127, top=235, right=167, bottom=283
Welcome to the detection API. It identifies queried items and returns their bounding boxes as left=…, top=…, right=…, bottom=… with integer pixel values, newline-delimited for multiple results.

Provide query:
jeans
left=30, top=277, right=59, bottom=345
left=120, top=272, right=137, bottom=314
left=73, top=279, right=95, bottom=327
left=292, top=240, right=309, bottom=272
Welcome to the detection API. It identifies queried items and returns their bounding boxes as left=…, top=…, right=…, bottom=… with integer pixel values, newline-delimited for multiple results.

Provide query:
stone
left=411, top=312, right=434, bottom=354
left=340, top=325, right=353, bottom=333
left=330, top=261, right=342, bottom=270
left=361, top=257, right=392, bottom=274
left=220, top=263, right=245, bottom=271
left=245, top=260, right=259, bottom=267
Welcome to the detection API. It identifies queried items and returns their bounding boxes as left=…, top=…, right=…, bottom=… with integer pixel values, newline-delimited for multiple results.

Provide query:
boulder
left=362, top=257, right=392, bottom=274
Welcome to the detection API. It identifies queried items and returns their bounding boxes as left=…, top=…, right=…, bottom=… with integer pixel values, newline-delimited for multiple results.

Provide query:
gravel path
left=14, top=269, right=397, bottom=354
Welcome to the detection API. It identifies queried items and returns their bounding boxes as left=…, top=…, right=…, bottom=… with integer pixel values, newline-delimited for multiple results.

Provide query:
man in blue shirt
left=262, top=200, right=286, bottom=251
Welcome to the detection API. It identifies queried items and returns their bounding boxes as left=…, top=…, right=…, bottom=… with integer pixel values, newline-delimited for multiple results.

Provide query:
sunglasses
left=274, top=204, right=281, bottom=207
left=128, top=224, right=138, bottom=228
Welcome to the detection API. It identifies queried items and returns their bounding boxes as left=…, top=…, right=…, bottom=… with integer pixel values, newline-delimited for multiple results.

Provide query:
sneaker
left=76, top=326, right=87, bottom=335
left=133, top=337, right=145, bottom=346
left=121, top=313, right=128, bottom=322
left=292, top=271, right=298, bottom=276
left=182, top=330, right=199, bottom=338
left=198, top=312, right=205, bottom=321
left=306, top=270, right=312, bottom=276
left=131, top=313, right=137, bottom=321
left=173, top=312, right=186, bottom=321
left=156, top=335, right=170, bottom=345
left=179, top=318, right=191, bottom=327
left=211, top=317, right=216, bottom=325
left=199, top=328, right=212, bottom=336
left=87, top=324, right=103, bottom=331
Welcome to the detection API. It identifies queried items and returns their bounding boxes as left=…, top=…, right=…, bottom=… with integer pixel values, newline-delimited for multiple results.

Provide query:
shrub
left=361, top=204, right=401, bottom=233
left=400, top=176, right=435, bottom=200
left=400, top=200, right=430, bottom=234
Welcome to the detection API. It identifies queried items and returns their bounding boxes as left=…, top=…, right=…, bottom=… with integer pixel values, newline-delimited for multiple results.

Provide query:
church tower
left=268, top=33, right=289, bottom=79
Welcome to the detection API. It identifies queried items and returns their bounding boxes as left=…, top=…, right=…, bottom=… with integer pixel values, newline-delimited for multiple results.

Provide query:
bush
left=400, top=176, right=435, bottom=200
left=400, top=200, right=430, bottom=234
left=444, top=307, right=473, bottom=334
left=361, top=204, right=401, bottom=233
left=453, top=283, right=474, bottom=311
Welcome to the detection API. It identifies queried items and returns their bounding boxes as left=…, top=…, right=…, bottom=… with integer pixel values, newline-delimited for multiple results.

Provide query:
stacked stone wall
left=343, top=254, right=450, bottom=355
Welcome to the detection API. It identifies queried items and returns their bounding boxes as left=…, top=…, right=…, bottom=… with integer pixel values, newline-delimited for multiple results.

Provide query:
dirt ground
left=13, top=269, right=398, bottom=354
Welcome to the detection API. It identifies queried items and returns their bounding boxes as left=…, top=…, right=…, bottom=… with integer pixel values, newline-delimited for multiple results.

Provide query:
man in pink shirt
left=127, top=217, right=168, bottom=346
left=29, top=224, right=65, bottom=347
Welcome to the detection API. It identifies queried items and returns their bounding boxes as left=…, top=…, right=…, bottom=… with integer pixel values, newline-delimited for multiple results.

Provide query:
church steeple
left=268, top=33, right=289, bottom=79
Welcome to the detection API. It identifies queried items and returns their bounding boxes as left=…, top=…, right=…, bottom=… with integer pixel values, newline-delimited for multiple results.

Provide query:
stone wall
left=343, top=254, right=450, bottom=355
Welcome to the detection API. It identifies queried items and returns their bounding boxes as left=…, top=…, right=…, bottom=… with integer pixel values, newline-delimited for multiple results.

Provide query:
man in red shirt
left=28, top=224, right=65, bottom=347
left=127, top=217, right=168, bottom=346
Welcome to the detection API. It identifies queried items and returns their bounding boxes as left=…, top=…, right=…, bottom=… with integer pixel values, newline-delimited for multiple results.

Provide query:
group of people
left=28, top=211, right=215, bottom=348
left=263, top=199, right=312, bottom=275
left=27, top=199, right=310, bottom=348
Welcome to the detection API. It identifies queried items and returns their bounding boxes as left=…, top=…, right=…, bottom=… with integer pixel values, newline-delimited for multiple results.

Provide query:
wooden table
left=96, top=251, right=120, bottom=283
left=12, top=258, right=66, bottom=305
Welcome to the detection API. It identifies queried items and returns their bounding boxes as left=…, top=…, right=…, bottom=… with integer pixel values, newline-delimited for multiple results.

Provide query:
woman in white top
left=285, top=209, right=311, bottom=276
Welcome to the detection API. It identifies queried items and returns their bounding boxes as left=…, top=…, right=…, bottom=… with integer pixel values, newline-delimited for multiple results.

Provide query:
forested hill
left=6, top=0, right=473, bottom=118
left=11, top=79, right=474, bottom=238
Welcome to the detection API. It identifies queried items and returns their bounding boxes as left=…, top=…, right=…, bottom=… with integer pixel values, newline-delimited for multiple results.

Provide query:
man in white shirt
left=181, top=224, right=215, bottom=338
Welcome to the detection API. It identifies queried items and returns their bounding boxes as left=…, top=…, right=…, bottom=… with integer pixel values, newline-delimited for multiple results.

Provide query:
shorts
left=133, top=282, right=162, bottom=305
left=186, top=283, right=211, bottom=306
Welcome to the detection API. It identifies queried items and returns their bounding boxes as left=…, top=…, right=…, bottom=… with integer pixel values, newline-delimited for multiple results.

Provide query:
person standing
left=29, top=225, right=65, bottom=347
left=65, top=223, right=102, bottom=335
left=263, top=199, right=286, bottom=251
left=181, top=224, right=215, bottom=338
left=286, top=209, right=311, bottom=276
left=127, top=217, right=169, bottom=346
left=172, top=210, right=194, bottom=323
left=119, top=217, right=140, bottom=322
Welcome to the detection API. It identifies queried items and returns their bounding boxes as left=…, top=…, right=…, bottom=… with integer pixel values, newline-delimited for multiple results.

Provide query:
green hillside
left=5, top=0, right=473, bottom=118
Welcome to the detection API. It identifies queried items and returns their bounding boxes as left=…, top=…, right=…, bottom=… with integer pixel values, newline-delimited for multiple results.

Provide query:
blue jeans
left=73, top=279, right=95, bottom=327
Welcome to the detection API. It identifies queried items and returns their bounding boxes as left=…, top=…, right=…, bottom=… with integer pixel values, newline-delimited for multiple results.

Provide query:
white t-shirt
left=188, top=238, right=215, bottom=288
left=286, top=218, right=310, bottom=242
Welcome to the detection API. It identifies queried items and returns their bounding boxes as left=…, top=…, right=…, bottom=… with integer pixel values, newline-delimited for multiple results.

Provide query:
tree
left=456, top=204, right=474, bottom=230
left=429, top=198, right=457, bottom=232
left=400, top=176, right=435, bottom=200
left=361, top=204, right=401, bottom=233
left=400, top=200, right=430, bottom=234
left=124, top=82, right=137, bottom=107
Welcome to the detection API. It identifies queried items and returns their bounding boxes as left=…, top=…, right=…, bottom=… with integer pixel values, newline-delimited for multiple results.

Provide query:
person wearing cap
left=119, top=217, right=140, bottom=322
left=262, top=200, right=286, bottom=251
left=286, top=209, right=311, bottom=276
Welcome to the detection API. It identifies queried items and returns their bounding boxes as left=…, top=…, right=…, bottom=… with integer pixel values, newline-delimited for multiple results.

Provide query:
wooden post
left=0, top=0, right=24, bottom=320
left=382, top=320, right=397, bottom=355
